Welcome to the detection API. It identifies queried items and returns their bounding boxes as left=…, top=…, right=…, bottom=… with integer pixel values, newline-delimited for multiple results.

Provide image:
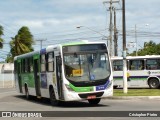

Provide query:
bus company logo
left=148, top=71, right=151, bottom=75
left=2, top=112, right=11, bottom=117
left=148, top=71, right=160, bottom=75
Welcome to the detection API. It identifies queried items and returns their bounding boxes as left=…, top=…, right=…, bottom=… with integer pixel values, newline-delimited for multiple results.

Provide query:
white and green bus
left=14, top=41, right=113, bottom=105
left=112, top=55, right=160, bottom=89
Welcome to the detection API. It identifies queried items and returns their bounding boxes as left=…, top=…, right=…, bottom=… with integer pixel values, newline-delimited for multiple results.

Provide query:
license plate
left=87, top=95, right=96, bottom=99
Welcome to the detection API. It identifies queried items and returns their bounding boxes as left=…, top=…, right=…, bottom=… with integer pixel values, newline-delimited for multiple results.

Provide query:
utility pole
left=113, top=7, right=118, bottom=56
left=36, top=39, right=47, bottom=49
left=135, top=24, right=138, bottom=56
left=122, top=0, right=128, bottom=93
left=109, top=0, right=113, bottom=57
left=103, top=0, right=119, bottom=56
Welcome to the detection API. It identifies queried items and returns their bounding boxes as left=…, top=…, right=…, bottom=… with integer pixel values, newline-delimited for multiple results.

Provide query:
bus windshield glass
left=63, top=48, right=110, bottom=83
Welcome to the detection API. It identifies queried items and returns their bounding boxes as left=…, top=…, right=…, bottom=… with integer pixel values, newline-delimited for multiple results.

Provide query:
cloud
left=14, top=20, right=43, bottom=28
left=12, top=13, right=106, bottom=34
left=0, top=0, right=160, bottom=57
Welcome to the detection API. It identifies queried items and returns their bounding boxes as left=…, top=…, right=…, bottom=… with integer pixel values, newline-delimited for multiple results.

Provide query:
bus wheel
left=148, top=78, right=160, bottom=89
left=25, top=85, right=30, bottom=99
left=49, top=88, right=60, bottom=106
left=88, top=98, right=101, bottom=105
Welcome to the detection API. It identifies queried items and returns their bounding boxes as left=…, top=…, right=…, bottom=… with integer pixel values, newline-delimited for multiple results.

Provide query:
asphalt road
left=0, top=88, right=159, bottom=120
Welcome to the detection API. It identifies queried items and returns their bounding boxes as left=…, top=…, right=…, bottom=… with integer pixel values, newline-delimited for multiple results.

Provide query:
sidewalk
left=108, top=96, right=160, bottom=100
left=0, top=81, right=14, bottom=88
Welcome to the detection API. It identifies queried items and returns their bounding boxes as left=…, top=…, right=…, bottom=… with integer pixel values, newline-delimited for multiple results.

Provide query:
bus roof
left=62, top=41, right=106, bottom=46
left=14, top=41, right=107, bottom=60
left=111, top=55, right=160, bottom=60
left=14, top=51, right=39, bottom=60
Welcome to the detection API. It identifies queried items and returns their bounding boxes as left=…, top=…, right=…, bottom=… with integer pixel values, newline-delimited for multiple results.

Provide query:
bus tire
left=148, top=78, right=160, bottom=89
left=25, top=85, right=30, bottom=100
left=49, top=88, right=60, bottom=106
left=88, top=98, right=101, bottom=105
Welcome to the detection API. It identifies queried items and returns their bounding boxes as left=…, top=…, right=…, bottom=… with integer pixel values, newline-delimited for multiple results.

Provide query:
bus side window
left=26, top=58, right=30, bottom=73
left=147, top=65, right=151, bottom=70
left=47, top=52, right=54, bottom=72
left=146, top=59, right=159, bottom=70
left=22, top=59, right=25, bottom=73
left=30, top=57, right=33, bottom=72
left=130, top=64, right=135, bottom=70
left=41, top=54, right=46, bottom=72
left=113, top=60, right=123, bottom=71
left=129, top=60, right=144, bottom=70
left=24, top=59, right=27, bottom=73
left=157, top=59, right=160, bottom=69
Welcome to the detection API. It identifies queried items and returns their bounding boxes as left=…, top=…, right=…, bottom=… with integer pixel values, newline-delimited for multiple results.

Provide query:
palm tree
left=0, top=25, right=4, bottom=49
left=9, top=26, right=34, bottom=59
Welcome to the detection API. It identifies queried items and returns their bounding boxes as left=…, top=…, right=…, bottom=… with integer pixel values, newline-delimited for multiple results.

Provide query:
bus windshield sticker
left=72, top=69, right=83, bottom=76
left=90, top=74, right=95, bottom=80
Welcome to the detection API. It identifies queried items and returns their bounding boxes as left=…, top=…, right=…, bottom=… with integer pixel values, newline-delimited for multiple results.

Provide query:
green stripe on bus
left=21, top=73, right=35, bottom=87
left=69, top=83, right=93, bottom=92
left=17, top=59, right=21, bottom=63
left=114, top=78, right=147, bottom=81
left=114, top=78, right=123, bottom=80
left=33, top=54, right=39, bottom=59
left=130, top=78, right=147, bottom=80
left=62, top=41, right=86, bottom=46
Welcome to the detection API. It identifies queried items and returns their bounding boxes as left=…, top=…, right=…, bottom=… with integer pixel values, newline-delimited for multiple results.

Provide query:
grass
left=114, top=88, right=160, bottom=96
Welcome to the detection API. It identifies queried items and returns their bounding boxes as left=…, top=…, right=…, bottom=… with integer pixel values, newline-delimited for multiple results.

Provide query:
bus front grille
left=78, top=92, right=104, bottom=99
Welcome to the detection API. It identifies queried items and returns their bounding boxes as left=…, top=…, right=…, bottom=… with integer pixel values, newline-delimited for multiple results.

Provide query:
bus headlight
left=65, top=84, right=74, bottom=92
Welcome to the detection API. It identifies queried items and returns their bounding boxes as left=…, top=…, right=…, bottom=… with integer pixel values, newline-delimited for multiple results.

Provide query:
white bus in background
left=111, top=55, right=160, bottom=89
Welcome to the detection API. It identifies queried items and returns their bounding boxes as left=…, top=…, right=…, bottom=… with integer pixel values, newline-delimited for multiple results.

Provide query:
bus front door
left=56, top=56, right=63, bottom=100
left=33, top=59, right=41, bottom=97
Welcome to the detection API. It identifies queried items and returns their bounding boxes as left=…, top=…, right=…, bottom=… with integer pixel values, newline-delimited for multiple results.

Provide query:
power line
left=36, top=39, right=47, bottom=49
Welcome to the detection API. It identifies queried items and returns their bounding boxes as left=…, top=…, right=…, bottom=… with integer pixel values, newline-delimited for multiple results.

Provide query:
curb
left=107, top=96, right=160, bottom=100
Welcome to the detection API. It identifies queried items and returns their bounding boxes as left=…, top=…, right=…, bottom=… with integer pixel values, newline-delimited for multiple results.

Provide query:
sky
left=0, top=0, right=160, bottom=61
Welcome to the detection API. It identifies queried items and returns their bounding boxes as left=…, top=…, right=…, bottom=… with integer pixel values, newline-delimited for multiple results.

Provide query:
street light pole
left=122, top=0, right=128, bottom=93
left=135, top=24, right=149, bottom=56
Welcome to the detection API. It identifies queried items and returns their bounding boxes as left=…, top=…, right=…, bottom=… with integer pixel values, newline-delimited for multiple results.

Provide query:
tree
left=5, top=53, right=13, bottom=63
left=8, top=26, right=34, bottom=62
left=128, top=40, right=160, bottom=56
left=0, top=25, right=4, bottom=49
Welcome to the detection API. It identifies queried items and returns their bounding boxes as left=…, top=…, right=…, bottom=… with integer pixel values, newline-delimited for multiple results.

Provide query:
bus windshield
left=63, top=52, right=110, bottom=83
